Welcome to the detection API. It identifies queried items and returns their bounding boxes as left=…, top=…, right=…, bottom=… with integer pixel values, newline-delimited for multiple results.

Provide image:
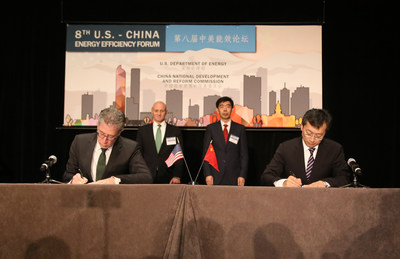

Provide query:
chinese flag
left=204, top=143, right=220, bottom=172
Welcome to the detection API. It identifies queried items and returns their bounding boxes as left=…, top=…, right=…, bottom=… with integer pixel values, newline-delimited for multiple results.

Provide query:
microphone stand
left=342, top=172, right=368, bottom=188
left=41, top=168, right=64, bottom=184
left=350, top=173, right=368, bottom=188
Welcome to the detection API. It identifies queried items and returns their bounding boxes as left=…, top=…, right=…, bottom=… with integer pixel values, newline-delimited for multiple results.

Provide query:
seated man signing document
left=260, top=109, right=350, bottom=188
left=63, top=107, right=152, bottom=184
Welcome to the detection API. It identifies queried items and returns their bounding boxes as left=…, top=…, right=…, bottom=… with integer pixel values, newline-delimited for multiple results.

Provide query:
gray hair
left=98, top=106, right=126, bottom=131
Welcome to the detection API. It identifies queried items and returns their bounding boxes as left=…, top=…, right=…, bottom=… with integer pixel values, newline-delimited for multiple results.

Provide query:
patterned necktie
left=96, top=148, right=107, bottom=181
left=223, top=124, right=228, bottom=143
left=306, top=148, right=315, bottom=180
left=156, top=124, right=162, bottom=153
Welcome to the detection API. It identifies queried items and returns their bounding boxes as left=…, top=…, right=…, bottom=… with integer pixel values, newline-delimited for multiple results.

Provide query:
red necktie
left=223, top=124, right=228, bottom=143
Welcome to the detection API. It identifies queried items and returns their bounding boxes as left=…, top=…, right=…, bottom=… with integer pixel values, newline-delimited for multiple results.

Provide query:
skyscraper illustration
left=126, top=68, right=140, bottom=120
left=188, top=99, right=199, bottom=119
left=126, top=97, right=136, bottom=121
left=141, top=89, right=155, bottom=111
left=166, top=89, right=183, bottom=119
left=81, top=93, right=93, bottom=119
left=280, top=83, right=290, bottom=115
left=131, top=68, right=140, bottom=104
left=204, top=95, right=220, bottom=116
left=256, top=67, right=268, bottom=114
left=291, top=85, right=309, bottom=118
left=222, top=88, right=240, bottom=106
left=243, top=75, right=261, bottom=115
left=269, top=90, right=276, bottom=116
left=115, top=65, right=126, bottom=114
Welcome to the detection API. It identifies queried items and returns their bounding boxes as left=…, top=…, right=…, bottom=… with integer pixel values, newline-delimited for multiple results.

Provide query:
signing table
left=1, top=184, right=399, bottom=258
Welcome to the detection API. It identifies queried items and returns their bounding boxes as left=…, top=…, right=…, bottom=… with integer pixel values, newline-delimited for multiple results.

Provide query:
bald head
left=151, top=101, right=167, bottom=123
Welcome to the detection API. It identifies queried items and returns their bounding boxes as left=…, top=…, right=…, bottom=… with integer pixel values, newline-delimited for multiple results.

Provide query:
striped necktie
left=306, top=148, right=315, bottom=180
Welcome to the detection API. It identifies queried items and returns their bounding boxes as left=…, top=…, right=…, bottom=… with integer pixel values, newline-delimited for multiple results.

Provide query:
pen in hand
left=73, top=168, right=88, bottom=184
left=288, top=170, right=303, bottom=187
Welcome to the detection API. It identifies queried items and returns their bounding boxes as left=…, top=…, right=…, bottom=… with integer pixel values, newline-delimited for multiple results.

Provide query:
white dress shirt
left=220, top=119, right=231, bottom=132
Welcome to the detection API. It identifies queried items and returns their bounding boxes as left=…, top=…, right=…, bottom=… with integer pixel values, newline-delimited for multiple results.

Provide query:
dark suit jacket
left=260, top=137, right=350, bottom=187
left=136, top=123, right=184, bottom=183
left=202, top=121, right=248, bottom=185
left=63, top=132, right=152, bottom=184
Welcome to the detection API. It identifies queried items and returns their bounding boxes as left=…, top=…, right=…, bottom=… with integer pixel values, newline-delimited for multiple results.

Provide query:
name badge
left=166, top=137, right=177, bottom=146
left=229, top=134, right=239, bottom=144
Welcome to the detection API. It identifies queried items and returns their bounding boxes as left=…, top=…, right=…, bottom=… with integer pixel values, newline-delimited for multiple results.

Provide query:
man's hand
left=283, top=175, right=302, bottom=187
left=205, top=175, right=214, bottom=185
left=237, top=177, right=245, bottom=186
left=169, top=177, right=181, bottom=184
left=71, top=173, right=88, bottom=184
left=302, top=180, right=326, bottom=188
left=89, top=177, right=117, bottom=184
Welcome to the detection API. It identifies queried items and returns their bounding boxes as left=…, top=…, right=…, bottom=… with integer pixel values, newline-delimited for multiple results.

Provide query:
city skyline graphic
left=64, top=26, right=322, bottom=127
left=67, top=63, right=315, bottom=128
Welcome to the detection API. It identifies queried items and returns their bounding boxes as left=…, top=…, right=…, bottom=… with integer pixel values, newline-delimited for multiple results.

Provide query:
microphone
left=347, top=158, right=362, bottom=176
left=40, top=155, right=57, bottom=172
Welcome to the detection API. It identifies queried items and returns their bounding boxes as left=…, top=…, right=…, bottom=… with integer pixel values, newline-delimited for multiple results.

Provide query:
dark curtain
left=1, top=1, right=398, bottom=187
left=1, top=2, right=65, bottom=183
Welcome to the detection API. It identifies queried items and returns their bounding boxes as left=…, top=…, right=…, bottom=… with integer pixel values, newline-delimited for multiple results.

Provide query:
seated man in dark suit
left=63, top=107, right=152, bottom=184
left=260, top=108, right=350, bottom=188
left=202, top=96, right=248, bottom=186
left=136, top=101, right=184, bottom=184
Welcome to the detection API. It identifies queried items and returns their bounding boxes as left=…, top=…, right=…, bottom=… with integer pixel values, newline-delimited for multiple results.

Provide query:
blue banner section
left=165, top=25, right=256, bottom=52
left=66, top=24, right=166, bottom=52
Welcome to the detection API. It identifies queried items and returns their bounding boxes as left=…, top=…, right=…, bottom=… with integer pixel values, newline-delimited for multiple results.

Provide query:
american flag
left=165, top=143, right=184, bottom=167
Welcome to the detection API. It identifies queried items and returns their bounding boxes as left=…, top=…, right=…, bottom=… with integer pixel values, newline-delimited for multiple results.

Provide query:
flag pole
left=177, top=138, right=195, bottom=185
left=193, top=139, right=213, bottom=184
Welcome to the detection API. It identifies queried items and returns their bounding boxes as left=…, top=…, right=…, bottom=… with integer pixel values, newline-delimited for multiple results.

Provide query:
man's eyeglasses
left=97, top=131, right=119, bottom=140
left=218, top=104, right=232, bottom=109
left=304, top=130, right=324, bottom=141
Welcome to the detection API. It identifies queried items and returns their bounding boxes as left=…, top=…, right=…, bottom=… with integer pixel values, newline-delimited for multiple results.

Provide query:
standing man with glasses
left=63, top=107, right=152, bottom=184
left=260, top=108, right=350, bottom=188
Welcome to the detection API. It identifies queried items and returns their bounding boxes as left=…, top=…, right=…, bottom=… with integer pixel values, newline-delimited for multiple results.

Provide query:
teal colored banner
left=165, top=25, right=256, bottom=52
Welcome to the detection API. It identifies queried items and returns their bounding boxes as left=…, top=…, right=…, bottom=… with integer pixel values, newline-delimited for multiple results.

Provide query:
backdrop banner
left=64, top=24, right=322, bottom=128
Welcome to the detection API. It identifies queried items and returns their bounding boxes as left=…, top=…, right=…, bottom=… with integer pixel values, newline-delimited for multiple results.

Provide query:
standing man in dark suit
left=260, top=108, right=350, bottom=188
left=202, top=96, right=248, bottom=186
left=63, top=107, right=152, bottom=184
left=136, top=101, right=184, bottom=184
